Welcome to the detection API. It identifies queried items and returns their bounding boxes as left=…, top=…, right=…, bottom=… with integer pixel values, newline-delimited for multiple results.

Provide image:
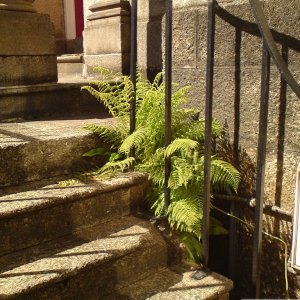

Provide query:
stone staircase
left=0, top=85, right=232, bottom=299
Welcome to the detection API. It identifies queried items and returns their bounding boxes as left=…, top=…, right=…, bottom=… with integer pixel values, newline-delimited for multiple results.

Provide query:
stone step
left=0, top=81, right=108, bottom=121
left=57, top=54, right=84, bottom=76
left=0, top=172, right=148, bottom=256
left=104, top=266, right=232, bottom=300
left=0, top=216, right=167, bottom=300
left=0, top=117, right=114, bottom=187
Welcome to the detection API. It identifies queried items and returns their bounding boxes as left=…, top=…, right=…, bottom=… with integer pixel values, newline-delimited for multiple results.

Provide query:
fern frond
left=181, top=232, right=203, bottom=263
left=150, top=192, right=165, bottom=217
left=168, top=157, right=194, bottom=189
left=83, top=123, right=127, bottom=148
left=100, top=157, right=135, bottom=174
left=165, top=138, right=199, bottom=158
left=168, top=197, right=202, bottom=237
left=81, top=85, right=122, bottom=117
left=152, top=72, right=164, bottom=89
left=137, top=148, right=165, bottom=187
left=211, top=159, right=241, bottom=193
left=119, top=127, right=150, bottom=155
left=93, top=66, right=122, bottom=81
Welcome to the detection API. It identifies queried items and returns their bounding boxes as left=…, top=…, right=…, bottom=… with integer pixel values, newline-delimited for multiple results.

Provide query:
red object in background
left=74, top=0, right=84, bottom=38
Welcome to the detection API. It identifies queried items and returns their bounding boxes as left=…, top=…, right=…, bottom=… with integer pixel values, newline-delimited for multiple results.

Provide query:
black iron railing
left=129, top=0, right=300, bottom=298
left=164, top=0, right=173, bottom=210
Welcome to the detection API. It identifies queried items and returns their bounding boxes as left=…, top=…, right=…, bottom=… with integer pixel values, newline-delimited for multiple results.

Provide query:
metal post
left=229, top=28, right=242, bottom=290
left=252, top=43, right=271, bottom=298
left=130, top=0, right=138, bottom=144
left=202, top=0, right=216, bottom=270
left=164, top=0, right=173, bottom=210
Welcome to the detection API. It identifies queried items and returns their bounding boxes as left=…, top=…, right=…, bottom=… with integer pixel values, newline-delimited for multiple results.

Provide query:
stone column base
left=83, top=0, right=130, bottom=75
left=0, top=10, right=57, bottom=86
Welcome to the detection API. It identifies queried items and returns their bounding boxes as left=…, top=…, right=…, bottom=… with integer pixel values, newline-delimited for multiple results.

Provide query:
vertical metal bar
left=229, top=28, right=241, bottom=289
left=252, top=43, right=271, bottom=299
left=130, top=0, right=137, bottom=142
left=164, top=0, right=173, bottom=210
left=202, top=0, right=216, bottom=269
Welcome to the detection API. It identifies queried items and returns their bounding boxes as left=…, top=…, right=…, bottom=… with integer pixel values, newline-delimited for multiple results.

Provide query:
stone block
left=137, top=20, right=163, bottom=77
left=83, top=0, right=130, bottom=75
left=84, top=53, right=130, bottom=74
left=0, top=55, right=57, bottom=87
left=0, top=10, right=56, bottom=56
left=172, top=9, right=198, bottom=69
left=0, top=82, right=108, bottom=120
left=85, top=18, right=130, bottom=54
left=0, top=9, right=57, bottom=86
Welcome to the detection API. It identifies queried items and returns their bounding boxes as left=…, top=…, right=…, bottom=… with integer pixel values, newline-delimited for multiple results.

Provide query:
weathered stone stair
left=0, top=118, right=115, bottom=186
left=0, top=116, right=232, bottom=299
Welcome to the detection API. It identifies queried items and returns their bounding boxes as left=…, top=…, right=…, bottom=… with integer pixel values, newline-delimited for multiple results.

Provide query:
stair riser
left=0, top=135, right=106, bottom=187
left=57, top=62, right=83, bottom=75
left=0, top=84, right=107, bottom=121
left=11, top=241, right=167, bottom=300
left=0, top=182, right=148, bottom=256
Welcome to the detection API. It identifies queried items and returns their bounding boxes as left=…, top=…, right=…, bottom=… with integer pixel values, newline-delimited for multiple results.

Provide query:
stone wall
left=33, top=0, right=66, bottom=54
left=137, top=0, right=300, bottom=298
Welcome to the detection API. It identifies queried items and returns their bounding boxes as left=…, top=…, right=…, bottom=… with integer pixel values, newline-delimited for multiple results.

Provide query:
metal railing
left=129, top=0, right=300, bottom=298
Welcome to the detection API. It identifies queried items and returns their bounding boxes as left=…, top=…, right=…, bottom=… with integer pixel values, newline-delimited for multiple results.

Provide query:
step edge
left=0, top=172, right=148, bottom=219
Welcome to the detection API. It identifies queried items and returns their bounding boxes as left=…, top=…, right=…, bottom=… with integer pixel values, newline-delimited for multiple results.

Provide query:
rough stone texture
left=57, top=62, right=84, bottom=75
left=57, top=54, right=84, bottom=76
left=84, top=0, right=99, bottom=27
left=0, top=118, right=115, bottom=186
left=141, top=0, right=300, bottom=298
left=0, top=9, right=57, bottom=86
left=33, top=0, right=67, bottom=54
left=0, top=216, right=167, bottom=299
left=83, top=0, right=130, bottom=75
left=0, top=172, right=148, bottom=256
left=0, top=10, right=56, bottom=56
left=136, top=0, right=165, bottom=79
left=84, top=53, right=130, bottom=74
left=84, top=16, right=130, bottom=55
left=0, top=82, right=109, bottom=120
left=105, top=267, right=232, bottom=300
left=0, top=55, right=57, bottom=87
left=0, top=0, right=36, bottom=12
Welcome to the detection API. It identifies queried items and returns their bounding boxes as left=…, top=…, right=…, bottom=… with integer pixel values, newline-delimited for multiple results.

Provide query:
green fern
left=83, top=123, right=127, bottom=148
left=82, top=67, right=241, bottom=264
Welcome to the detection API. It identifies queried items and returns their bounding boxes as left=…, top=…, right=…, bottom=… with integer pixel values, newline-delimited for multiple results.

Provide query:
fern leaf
left=211, top=159, right=241, bottom=193
left=168, top=157, right=194, bottom=189
left=137, top=148, right=165, bottom=187
left=83, top=124, right=127, bottom=148
left=168, top=197, right=202, bottom=236
left=165, top=138, right=199, bottom=158
left=119, top=127, right=150, bottom=155
left=100, top=157, right=135, bottom=174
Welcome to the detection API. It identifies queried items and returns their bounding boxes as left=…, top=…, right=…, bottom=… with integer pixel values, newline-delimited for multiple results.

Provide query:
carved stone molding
left=0, top=0, right=36, bottom=12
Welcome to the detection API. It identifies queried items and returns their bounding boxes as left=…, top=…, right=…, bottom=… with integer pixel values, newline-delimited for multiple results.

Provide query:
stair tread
left=0, top=117, right=114, bottom=147
left=106, top=266, right=232, bottom=300
left=0, top=172, right=147, bottom=218
left=0, top=216, right=160, bottom=297
left=0, top=117, right=116, bottom=186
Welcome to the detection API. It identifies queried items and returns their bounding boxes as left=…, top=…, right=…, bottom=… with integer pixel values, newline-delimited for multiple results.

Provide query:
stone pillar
left=0, top=0, right=57, bottom=86
left=83, top=0, right=130, bottom=75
